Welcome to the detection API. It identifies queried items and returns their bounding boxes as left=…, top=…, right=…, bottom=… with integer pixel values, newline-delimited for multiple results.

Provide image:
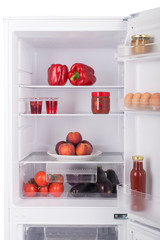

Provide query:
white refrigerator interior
left=4, top=7, right=160, bottom=240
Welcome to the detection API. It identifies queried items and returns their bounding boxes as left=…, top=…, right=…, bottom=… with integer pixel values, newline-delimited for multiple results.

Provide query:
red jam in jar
left=46, top=98, right=58, bottom=114
left=92, top=92, right=110, bottom=114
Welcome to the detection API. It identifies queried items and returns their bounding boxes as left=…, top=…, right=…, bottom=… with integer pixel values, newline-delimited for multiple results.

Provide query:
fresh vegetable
left=23, top=183, right=37, bottom=197
left=34, top=171, right=49, bottom=187
left=49, top=183, right=64, bottom=197
left=97, top=166, right=111, bottom=184
left=50, top=174, right=64, bottom=183
left=28, top=178, right=38, bottom=187
left=38, top=186, right=49, bottom=196
left=68, top=63, right=96, bottom=86
left=97, top=166, right=113, bottom=196
left=96, top=182, right=113, bottom=197
left=70, top=183, right=98, bottom=197
left=105, top=169, right=120, bottom=193
left=48, top=64, right=68, bottom=86
left=70, top=183, right=90, bottom=197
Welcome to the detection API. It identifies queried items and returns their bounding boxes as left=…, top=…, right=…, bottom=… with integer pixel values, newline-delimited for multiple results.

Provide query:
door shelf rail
left=117, top=42, right=160, bottom=61
left=117, top=185, right=160, bottom=226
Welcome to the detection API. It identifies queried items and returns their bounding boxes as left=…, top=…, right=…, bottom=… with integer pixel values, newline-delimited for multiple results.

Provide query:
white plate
left=47, top=150, right=102, bottom=162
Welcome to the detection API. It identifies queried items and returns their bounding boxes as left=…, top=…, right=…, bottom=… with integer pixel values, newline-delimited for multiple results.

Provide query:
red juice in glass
left=30, top=99, right=42, bottom=114
left=46, top=98, right=58, bottom=114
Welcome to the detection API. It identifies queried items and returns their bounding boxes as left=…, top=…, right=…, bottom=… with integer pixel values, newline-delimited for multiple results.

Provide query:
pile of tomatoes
left=23, top=171, right=64, bottom=197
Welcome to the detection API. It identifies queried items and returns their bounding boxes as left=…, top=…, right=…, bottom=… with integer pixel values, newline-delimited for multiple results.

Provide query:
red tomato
left=51, top=174, right=64, bottom=183
left=38, top=186, right=49, bottom=196
left=49, top=183, right=64, bottom=197
left=34, top=171, right=49, bottom=187
left=23, top=183, right=37, bottom=197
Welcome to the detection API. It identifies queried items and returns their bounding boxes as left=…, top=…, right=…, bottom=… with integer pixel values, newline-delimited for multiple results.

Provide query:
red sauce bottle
left=130, top=155, right=146, bottom=211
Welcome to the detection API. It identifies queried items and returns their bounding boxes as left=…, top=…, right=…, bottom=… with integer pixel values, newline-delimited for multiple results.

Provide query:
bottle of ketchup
left=130, top=155, right=146, bottom=211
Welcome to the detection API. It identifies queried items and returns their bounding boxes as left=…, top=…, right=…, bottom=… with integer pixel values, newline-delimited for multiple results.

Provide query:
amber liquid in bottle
left=130, top=156, right=146, bottom=211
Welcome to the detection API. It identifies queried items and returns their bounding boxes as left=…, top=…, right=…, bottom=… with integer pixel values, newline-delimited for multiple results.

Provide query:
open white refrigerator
left=4, top=7, right=160, bottom=240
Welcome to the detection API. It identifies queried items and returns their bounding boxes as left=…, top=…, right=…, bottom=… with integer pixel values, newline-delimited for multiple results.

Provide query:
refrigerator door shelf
left=117, top=42, right=160, bottom=60
left=117, top=185, right=160, bottom=228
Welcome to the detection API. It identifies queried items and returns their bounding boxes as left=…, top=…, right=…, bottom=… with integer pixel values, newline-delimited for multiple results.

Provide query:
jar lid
left=92, top=92, right=110, bottom=97
left=131, top=34, right=151, bottom=39
left=132, top=155, right=144, bottom=161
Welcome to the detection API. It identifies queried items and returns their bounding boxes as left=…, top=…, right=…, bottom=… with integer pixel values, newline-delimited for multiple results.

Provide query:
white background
left=0, top=0, right=160, bottom=239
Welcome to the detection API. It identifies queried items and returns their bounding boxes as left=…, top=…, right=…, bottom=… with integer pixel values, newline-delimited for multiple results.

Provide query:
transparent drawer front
left=25, top=226, right=118, bottom=240
left=117, top=185, right=160, bottom=225
left=20, top=152, right=123, bottom=199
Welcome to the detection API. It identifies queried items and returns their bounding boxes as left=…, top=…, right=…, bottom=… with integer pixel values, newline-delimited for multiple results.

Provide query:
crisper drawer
left=24, top=225, right=118, bottom=240
left=19, top=152, right=123, bottom=199
left=117, top=185, right=160, bottom=226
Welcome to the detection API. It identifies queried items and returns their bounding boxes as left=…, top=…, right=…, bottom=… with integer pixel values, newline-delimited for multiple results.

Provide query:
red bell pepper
left=68, top=63, right=96, bottom=86
left=48, top=64, right=68, bottom=86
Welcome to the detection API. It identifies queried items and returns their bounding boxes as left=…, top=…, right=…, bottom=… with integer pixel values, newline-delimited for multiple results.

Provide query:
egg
left=149, top=93, right=160, bottom=110
left=124, top=93, right=134, bottom=108
left=140, top=92, right=151, bottom=109
left=132, top=93, right=142, bottom=107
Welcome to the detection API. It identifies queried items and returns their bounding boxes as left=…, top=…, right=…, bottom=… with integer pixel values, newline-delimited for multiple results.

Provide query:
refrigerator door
left=126, top=7, right=160, bottom=44
left=127, top=220, right=160, bottom=240
left=117, top=7, right=160, bottom=232
left=118, top=7, right=160, bottom=57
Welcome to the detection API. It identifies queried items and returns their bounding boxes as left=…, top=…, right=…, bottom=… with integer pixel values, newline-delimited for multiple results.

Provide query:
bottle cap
left=132, top=155, right=144, bottom=161
left=92, top=92, right=110, bottom=97
left=131, top=34, right=150, bottom=39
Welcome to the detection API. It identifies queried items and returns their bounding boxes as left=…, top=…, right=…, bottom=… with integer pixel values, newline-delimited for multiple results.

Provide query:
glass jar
left=130, top=155, right=146, bottom=211
left=130, top=155, right=146, bottom=193
left=30, top=98, right=43, bottom=114
left=131, top=34, right=151, bottom=54
left=91, top=92, right=110, bottom=114
left=45, top=97, right=58, bottom=114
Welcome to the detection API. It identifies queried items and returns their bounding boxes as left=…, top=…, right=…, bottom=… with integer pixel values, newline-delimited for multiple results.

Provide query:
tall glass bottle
left=130, top=155, right=146, bottom=211
left=130, top=155, right=146, bottom=193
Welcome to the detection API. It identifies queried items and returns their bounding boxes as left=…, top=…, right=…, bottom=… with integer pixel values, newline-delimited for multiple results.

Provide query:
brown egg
left=140, top=92, right=151, bottom=106
left=149, top=93, right=160, bottom=110
left=124, top=93, right=134, bottom=107
left=132, top=93, right=142, bottom=105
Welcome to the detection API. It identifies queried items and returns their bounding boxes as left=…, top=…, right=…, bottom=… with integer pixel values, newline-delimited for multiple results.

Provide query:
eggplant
left=97, top=166, right=112, bottom=184
left=70, top=183, right=90, bottom=197
left=96, top=180, right=113, bottom=197
left=105, top=169, right=120, bottom=193
left=70, top=183, right=98, bottom=197
left=86, top=183, right=98, bottom=193
left=96, top=166, right=114, bottom=197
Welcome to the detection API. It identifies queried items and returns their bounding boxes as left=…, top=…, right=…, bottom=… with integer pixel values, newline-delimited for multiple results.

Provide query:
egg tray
left=124, top=104, right=160, bottom=111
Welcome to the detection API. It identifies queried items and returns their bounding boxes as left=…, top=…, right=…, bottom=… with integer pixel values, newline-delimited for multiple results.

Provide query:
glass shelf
left=20, top=152, right=124, bottom=165
left=19, top=85, right=124, bottom=89
left=20, top=112, right=124, bottom=117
